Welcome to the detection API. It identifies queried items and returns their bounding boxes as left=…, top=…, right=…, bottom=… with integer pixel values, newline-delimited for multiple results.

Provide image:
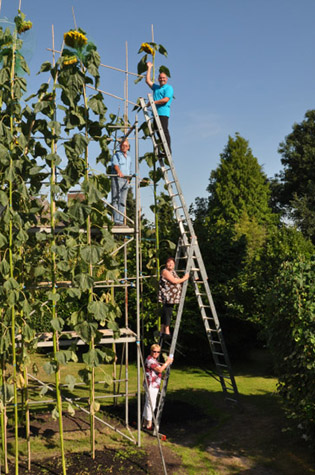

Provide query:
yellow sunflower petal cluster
left=63, top=55, right=78, bottom=66
left=64, top=30, right=88, bottom=49
left=139, top=42, right=155, bottom=55
left=17, top=20, right=33, bottom=34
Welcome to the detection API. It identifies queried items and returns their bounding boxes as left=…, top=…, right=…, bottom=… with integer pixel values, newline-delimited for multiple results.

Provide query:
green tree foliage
left=276, top=110, right=315, bottom=242
left=263, top=258, right=315, bottom=446
left=190, top=134, right=314, bottom=359
left=207, top=133, right=275, bottom=229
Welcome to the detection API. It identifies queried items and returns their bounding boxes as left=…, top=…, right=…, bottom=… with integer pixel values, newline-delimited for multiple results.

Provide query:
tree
left=207, top=133, right=275, bottom=229
left=190, top=134, right=314, bottom=360
left=276, top=110, right=315, bottom=242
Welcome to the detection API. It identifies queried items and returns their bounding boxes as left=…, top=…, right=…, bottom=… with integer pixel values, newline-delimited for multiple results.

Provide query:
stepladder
left=139, top=94, right=238, bottom=431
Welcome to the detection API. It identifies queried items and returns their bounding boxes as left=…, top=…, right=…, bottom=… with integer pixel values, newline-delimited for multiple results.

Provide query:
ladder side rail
left=139, top=97, right=189, bottom=237
left=139, top=97, right=160, bottom=154
left=147, top=94, right=195, bottom=238
left=155, top=241, right=196, bottom=429
left=192, top=245, right=239, bottom=395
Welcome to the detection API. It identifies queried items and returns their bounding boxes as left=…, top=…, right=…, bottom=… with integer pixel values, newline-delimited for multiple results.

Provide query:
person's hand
left=166, top=356, right=173, bottom=365
left=147, top=61, right=153, bottom=69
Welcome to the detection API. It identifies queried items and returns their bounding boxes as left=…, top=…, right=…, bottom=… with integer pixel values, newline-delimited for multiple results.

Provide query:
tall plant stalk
left=9, top=27, right=19, bottom=475
left=50, top=152, right=66, bottom=474
left=82, top=78, right=95, bottom=458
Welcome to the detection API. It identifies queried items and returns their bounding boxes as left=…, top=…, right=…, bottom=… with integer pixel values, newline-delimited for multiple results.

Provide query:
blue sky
left=2, top=0, right=315, bottom=218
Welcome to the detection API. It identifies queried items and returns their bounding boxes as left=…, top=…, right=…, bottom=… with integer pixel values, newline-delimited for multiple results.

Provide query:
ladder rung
left=174, top=205, right=183, bottom=210
left=203, top=316, right=214, bottom=321
left=217, top=363, right=228, bottom=368
left=191, top=268, right=200, bottom=272
left=200, top=305, right=211, bottom=308
left=213, top=351, right=224, bottom=356
left=196, top=292, right=206, bottom=296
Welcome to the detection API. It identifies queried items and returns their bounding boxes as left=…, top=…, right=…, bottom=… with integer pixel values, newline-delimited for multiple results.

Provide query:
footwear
left=162, top=333, right=171, bottom=341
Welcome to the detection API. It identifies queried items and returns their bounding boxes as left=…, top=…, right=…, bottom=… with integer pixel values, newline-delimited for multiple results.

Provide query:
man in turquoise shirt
left=146, top=61, right=173, bottom=154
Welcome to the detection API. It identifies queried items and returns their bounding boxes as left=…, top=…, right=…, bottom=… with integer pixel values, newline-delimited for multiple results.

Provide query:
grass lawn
left=3, top=349, right=315, bottom=474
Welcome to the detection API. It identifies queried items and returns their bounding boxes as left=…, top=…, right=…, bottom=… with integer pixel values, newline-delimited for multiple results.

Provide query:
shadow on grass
left=111, top=387, right=315, bottom=475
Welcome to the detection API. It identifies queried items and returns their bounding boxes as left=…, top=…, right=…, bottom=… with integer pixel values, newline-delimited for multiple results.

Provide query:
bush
left=264, top=257, right=315, bottom=445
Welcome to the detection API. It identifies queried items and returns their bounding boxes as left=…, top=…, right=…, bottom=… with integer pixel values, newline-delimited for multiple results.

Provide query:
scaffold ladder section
left=139, top=95, right=238, bottom=412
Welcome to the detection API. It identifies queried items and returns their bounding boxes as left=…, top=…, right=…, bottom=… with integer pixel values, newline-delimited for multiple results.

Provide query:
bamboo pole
left=135, top=117, right=142, bottom=447
left=50, top=25, right=67, bottom=475
left=0, top=362, right=8, bottom=473
left=23, top=369, right=31, bottom=471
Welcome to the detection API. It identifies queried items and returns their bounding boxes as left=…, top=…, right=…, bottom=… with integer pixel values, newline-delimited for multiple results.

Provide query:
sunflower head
left=63, top=55, right=78, bottom=66
left=14, top=12, right=33, bottom=34
left=64, top=30, right=88, bottom=49
left=139, top=42, right=155, bottom=56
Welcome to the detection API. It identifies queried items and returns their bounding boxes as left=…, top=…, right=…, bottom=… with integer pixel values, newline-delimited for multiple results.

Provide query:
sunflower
left=16, top=20, right=32, bottom=34
left=63, top=30, right=88, bottom=49
left=63, top=55, right=78, bottom=66
left=139, top=42, right=155, bottom=56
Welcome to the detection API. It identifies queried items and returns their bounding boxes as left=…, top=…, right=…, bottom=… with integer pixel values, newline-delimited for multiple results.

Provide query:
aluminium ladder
left=139, top=94, right=238, bottom=430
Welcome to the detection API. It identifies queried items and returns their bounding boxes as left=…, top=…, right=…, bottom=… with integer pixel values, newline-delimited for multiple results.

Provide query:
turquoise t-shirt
left=152, top=83, right=173, bottom=117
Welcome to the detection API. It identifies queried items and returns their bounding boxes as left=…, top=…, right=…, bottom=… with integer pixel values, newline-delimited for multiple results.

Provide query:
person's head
left=150, top=344, right=161, bottom=356
left=158, top=72, right=168, bottom=86
left=165, top=257, right=175, bottom=271
left=120, top=139, right=130, bottom=154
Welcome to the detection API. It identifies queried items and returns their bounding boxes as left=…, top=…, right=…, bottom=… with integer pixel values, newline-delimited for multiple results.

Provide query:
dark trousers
left=156, top=115, right=171, bottom=154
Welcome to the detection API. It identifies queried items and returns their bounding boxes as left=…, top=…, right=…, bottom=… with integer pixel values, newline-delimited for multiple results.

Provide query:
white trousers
left=142, top=386, right=159, bottom=422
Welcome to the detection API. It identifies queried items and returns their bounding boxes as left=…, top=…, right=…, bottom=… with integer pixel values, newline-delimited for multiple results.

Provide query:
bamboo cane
left=0, top=362, right=8, bottom=473
left=50, top=25, right=67, bottom=475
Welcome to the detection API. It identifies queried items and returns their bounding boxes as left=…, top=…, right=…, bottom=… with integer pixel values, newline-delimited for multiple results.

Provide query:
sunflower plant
left=135, top=41, right=170, bottom=84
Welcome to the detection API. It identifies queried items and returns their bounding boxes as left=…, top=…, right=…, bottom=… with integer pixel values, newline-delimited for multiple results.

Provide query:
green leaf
left=47, top=292, right=61, bottom=303
left=80, top=245, right=103, bottom=265
left=159, top=65, right=171, bottom=78
left=74, top=273, right=94, bottom=291
left=38, top=62, right=52, bottom=74
left=137, top=54, right=148, bottom=75
left=43, top=361, right=57, bottom=375
left=88, top=93, right=107, bottom=117
left=3, top=278, right=19, bottom=291
left=158, top=44, right=168, bottom=57
left=83, top=348, right=101, bottom=368
left=50, top=317, right=64, bottom=332
left=75, top=321, right=98, bottom=343
left=23, top=324, right=35, bottom=343
left=0, top=233, right=8, bottom=248
left=88, top=300, right=108, bottom=321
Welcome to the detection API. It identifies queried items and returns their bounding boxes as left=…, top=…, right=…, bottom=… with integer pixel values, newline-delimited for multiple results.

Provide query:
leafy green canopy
left=277, top=110, right=315, bottom=242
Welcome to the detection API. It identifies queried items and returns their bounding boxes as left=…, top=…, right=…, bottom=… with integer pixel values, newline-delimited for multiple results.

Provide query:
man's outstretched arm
left=146, top=61, right=154, bottom=88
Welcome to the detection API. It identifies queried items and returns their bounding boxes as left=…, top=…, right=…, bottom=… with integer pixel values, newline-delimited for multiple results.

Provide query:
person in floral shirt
left=158, top=257, right=190, bottom=339
left=142, top=344, right=173, bottom=430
